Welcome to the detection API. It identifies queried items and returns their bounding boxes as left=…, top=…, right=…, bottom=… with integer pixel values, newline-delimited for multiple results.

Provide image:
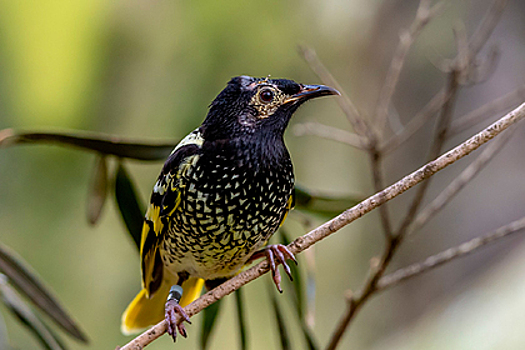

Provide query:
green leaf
left=86, top=155, right=108, bottom=225
left=279, top=229, right=304, bottom=318
left=268, top=285, right=290, bottom=350
left=294, top=185, right=362, bottom=216
left=114, top=163, right=145, bottom=250
left=298, top=321, right=318, bottom=350
left=0, top=243, right=88, bottom=342
left=0, top=128, right=175, bottom=161
left=0, top=275, right=67, bottom=350
left=234, top=288, right=248, bottom=350
left=199, top=299, right=222, bottom=350
left=0, top=308, right=15, bottom=350
left=279, top=229, right=318, bottom=350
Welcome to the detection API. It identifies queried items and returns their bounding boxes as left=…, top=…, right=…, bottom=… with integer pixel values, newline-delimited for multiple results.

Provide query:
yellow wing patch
left=139, top=154, right=199, bottom=297
left=139, top=205, right=164, bottom=297
left=279, top=191, right=295, bottom=227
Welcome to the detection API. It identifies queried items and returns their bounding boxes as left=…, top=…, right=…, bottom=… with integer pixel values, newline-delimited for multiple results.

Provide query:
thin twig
left=118, top=102, right=525, bottom=350
left=380, top=88, right=448, bottom=153
left=365, top=0, right=448, bottom=239
left=377, top=215, right=525, bottom=291
left=325, top=3, right=510, bottom=347
left=328, top=68, right=463, bottom=350
left=382, top=0, right=509, bottom=153
left=300, top=44, right=397, bottom=236
left=324, top=104, right=522, bottom=350
left=298, top=45, right=373, bottom=143
left=374, top=0, right=445, bottom=134
left=449, top=85, right=525, bottom=137
left=293, top=122, right=367, bottom=150
left=326, top=2, right=510, bottom=348
left=396, top=68, right=460, bottom=237
left=468, top=0, right=508, bottom=55
left=409, top=126, right=515, bottom=234
left=388, top=0, right=508, bottom=237
left=369, top=148, right=394, bottom=238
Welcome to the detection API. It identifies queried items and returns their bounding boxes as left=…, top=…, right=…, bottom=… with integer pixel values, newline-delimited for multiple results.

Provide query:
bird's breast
left=162, top=144, right=294, bottom=279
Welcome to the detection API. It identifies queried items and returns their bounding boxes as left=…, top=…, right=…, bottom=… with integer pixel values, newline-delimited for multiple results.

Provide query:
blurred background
left=1, top=0, right=525, bottom=349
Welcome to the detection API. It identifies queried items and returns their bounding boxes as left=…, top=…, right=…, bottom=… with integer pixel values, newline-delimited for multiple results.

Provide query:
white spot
left=171, top=128, right=204, bottom=154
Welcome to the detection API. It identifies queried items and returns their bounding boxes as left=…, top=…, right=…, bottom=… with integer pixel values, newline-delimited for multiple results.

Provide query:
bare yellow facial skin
left=249, top=84, right=287, bottom=119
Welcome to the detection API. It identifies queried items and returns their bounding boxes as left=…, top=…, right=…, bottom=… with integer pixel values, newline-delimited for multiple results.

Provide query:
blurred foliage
left=114, top=163, right=145, bottom=249
left=199, top=298, right=222, bottom=350
left=233, top=288, right=247, bottom=350
left=0, top=127, right=357, bottom=349
left=0, top=244, right=88, bottom=349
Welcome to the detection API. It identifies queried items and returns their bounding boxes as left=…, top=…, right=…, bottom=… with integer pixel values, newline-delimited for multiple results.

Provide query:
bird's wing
left=279, top=187, right=295, bottom=227
left=140, top=130, right=203, bottom=297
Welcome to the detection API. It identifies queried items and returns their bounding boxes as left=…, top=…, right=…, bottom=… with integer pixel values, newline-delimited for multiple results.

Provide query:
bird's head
left=201, top=75, right=339, bottom=141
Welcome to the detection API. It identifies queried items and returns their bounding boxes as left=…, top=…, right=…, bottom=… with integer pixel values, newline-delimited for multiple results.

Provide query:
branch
left=449, top=85, right=525, bottom=136
left=298, top=45, right=373, bottom=143
left=369, top=147, right=394, bottom=238
left=325, top=3, right=510, bottom=347
left=325, top=103, right=523, bottom=350
left=409, top=125, right=515, bottom=234
left=395, top=66, right=460, bottom=237
left=0, top=128, right=175, bottom=161
left=468, top=0, right=508, bottom=55
left=377, top=215, right=525, bottom=291
left=364, top=1, right=447, bottom=239
left=293, top=122, right=367, bottom=150
left=118, top=102, right=525, bottom=350
left=374, top=0, right=445, bottom=133
left=380, top=88, right=448, bottom=153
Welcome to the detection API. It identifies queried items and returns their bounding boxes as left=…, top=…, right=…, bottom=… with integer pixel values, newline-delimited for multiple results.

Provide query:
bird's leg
left=248, top=244, right=297, bottom=292
left=165, top=274, right=192, bottom=342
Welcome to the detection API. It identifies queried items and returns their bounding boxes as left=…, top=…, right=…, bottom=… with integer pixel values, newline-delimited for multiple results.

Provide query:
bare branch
left=324, top=101, right=524, bottom=350
left=365, top=1, right=448, bottom=240
left=382, top=0, right=508, bottom=154
left=298, top=45, right=372, bottom=142
left=377, top=215, right=525, bottom=291
left=118, top=102, right=525, bottom=350
left=324, top=3, right=511, bottom=348
left=450, top=85, right=525, bottom=137
left=465, top=45, right=500, bottom=85
left=293, top=122, right=367, bottom=150
left=380, top=88, right=448, bottom=153
left=409, top=126, right=515, bottom=234
left=395, top=67, right=460, bottom=237
left=374, top=0, right=445, bottom=134
left=468, top=0, right=508, bottom=55
left=369, top=149, right=394, bottom=238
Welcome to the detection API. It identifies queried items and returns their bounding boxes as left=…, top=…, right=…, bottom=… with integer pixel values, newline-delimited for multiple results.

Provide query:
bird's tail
left=121, top=277, right=204, bottom=335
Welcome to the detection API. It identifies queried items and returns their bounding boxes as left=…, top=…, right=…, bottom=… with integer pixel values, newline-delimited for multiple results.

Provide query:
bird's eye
left=259, top=88, right=274, bottom=103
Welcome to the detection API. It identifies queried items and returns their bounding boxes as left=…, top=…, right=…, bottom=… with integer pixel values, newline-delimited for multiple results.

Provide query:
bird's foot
left=248, top=244, right=297, bottom=292
left=165, top=285, right=191, bottom=342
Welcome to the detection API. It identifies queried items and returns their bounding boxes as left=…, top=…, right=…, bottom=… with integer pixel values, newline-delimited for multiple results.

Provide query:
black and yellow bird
left=121, top=75, right=339, bottom=339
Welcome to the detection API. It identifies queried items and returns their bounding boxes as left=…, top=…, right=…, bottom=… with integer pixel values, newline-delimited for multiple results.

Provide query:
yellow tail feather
left=121, top=277, right=204, bottom=335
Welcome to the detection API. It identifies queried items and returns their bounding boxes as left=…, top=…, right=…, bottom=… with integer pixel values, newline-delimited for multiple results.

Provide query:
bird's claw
left=165, top=299, right=191, bottom=341
left=249, top=244, right=297, bottom=292
left=165, top=295, right=191, bottom=342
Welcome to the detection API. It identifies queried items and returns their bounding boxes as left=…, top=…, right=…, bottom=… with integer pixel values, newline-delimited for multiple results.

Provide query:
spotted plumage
left=121, top=75, right=339, bottom=338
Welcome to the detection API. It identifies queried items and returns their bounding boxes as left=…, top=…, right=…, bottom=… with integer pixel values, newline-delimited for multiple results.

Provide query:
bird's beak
left=284, top=84, right=340, bottom=104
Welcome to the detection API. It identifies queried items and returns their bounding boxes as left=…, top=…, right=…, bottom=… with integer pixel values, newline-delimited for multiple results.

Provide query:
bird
left=121, top=75, right=339, bottom=341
